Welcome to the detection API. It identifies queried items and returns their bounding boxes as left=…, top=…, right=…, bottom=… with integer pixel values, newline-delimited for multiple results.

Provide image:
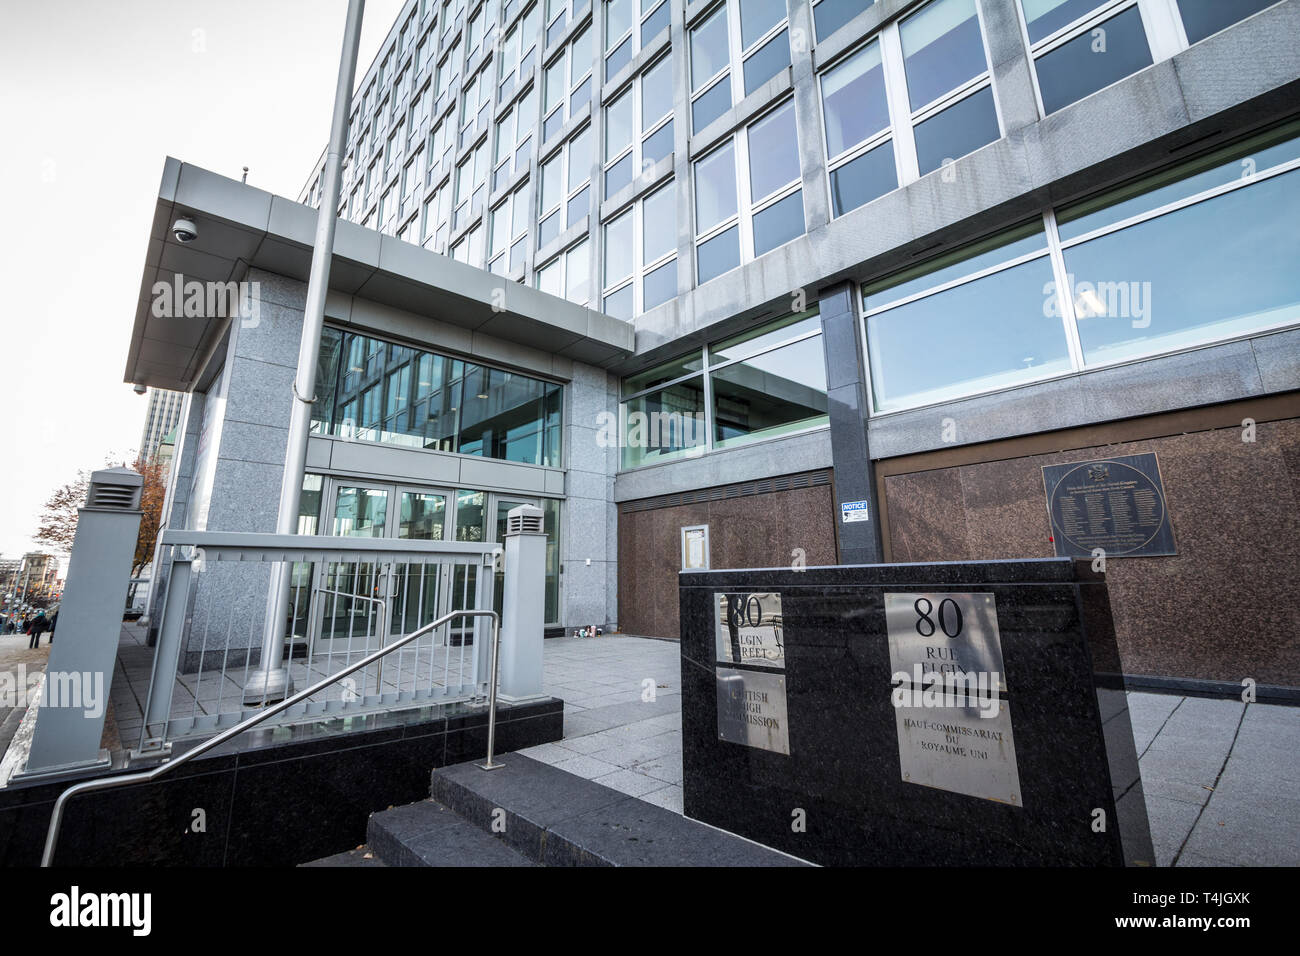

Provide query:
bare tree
left=33, top=471, right=90, bottom=553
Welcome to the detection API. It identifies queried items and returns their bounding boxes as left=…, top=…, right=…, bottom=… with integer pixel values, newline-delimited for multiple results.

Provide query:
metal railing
left=139, top=530, right=501, bottom=751
left=41, top=607, right=503, bottom=867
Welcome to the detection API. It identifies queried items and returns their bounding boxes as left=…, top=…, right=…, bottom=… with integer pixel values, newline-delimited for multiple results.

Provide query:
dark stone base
left=0, top=698, right=562, bottom=867
left=679, top=559, right=1154, bottom=867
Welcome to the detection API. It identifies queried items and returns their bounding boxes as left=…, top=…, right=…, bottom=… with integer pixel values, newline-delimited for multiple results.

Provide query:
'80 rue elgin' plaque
left=885, top=592, right=1021, bottom=805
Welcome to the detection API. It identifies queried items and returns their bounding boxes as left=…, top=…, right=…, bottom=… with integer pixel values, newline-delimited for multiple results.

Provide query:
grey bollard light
left=497, top=504, right=546, bottom=701
left=21, top=468, right=143, bottom=779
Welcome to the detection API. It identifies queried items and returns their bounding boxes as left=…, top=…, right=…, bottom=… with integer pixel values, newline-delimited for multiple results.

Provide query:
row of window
left=618, top=121, right=1300, bottom=461
left=311, top=328, right=565, bottom=468
left=308, top=0, right=1284, bottom=320
left=303, top=124, right=1298, bottom=476
left=866, top=120, right=1300, bottom=412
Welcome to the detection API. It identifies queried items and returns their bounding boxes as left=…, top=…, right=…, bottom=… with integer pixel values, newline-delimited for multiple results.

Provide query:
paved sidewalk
left=522, top=634, right=1300, bottom=866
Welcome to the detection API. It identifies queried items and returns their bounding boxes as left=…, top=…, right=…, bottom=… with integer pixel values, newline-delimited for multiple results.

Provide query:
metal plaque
left=714, top=592, right=785, bottom=669
left=716, top=667, right=790, bottom=755
left=1042, top=453, right=1176, bottom=558
left=895, top=700, right=1021, bottom=806
left=885, top=592, right=1006, bottom=694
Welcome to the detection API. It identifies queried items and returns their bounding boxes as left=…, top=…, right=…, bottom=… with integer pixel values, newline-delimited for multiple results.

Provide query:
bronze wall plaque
left=885, top=592, right=1006, bottom=693
left=714, top=592, right=785, bottom=669
left=894, top=700, right=1021, bottom=806
left=716, top=667, right=790, bottom=755
left=1042, top=453, right=1176, bottom=558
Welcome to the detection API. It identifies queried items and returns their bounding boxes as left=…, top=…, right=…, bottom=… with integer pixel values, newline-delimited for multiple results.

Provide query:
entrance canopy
left=124, top=158, right=634, bottom=392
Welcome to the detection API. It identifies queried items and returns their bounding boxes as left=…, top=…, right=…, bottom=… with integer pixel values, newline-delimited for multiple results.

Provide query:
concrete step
left=300, top=847, right=387, bottom=867
left=366, top=799, right=537, bottom=867
left=430, top=752, right=811, bottom=867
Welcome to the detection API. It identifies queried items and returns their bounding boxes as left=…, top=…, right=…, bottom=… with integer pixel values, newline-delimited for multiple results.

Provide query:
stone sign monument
left=679, top=559, right=1154, bottom=866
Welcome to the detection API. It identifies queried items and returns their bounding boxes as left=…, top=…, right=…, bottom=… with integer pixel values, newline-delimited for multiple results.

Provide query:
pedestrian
left=47, top=609, right=58, bottom=644
left=28, top=611, right=49, bottom=649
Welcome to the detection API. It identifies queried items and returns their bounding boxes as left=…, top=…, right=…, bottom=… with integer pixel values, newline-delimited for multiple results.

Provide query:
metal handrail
left=40, top=608, right=503, bottom=867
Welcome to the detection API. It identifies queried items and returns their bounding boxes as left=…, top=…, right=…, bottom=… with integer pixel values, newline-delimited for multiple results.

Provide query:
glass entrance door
left=316, top=484, right=391, bottom=651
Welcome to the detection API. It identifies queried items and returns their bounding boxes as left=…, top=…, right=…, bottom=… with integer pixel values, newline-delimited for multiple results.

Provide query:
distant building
left=139, top=388, right=185, bottom=465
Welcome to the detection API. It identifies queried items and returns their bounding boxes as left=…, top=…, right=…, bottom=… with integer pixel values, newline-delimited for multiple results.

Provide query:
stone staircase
left=309, top=751, right=810, bottom=867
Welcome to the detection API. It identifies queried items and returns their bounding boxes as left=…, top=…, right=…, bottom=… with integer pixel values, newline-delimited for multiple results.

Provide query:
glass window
left=697, top=226, right=741, bottom=282
left=1178, top=0, right=1278, bottom=44
left=864, top=225, right=1071, bottom=411
left=814, top=0, right=871, bottom=40
left=712, top=335, right=828, bottom=448
left=822, top=41, right=890, bottom=161
left=695, top=141, right=738, bottom=231
left=901, top=0, right=988, bottom=111
left=621, top=379, right=708, bottom=468
left=643, top=181, right=675, bottom=264
left=886, top=0, right=1000, bottom=175
left=1031, top=4, right=1152, bottom=114
left=748, top=100, right=801, bottom=202
left=912, top=84, right=998, bottom=175
left=620, top=308, right=828, bottom=466
left=1061, top=165, right=1300, bottom=366
left=691, top=6, right=730, bottom=90
left=752, top=190, right=805, bottom=256
left=830, top=142, right=897, bottom=217
left=314, top=329, right=564, bottom=466
left=742, top=28, right=790, bottom=95
left=741, top=0, right=786, bottom=48
left=643, top=259, right=677, bottom=310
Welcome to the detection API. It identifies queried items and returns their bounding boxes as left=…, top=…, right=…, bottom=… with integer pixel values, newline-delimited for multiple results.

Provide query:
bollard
left=496, top=504, right=546, bottom=701
left=20, top=468, right=143, bottom=779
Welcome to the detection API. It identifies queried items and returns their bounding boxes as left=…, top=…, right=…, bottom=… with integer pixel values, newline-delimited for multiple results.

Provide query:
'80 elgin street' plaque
left=714, top=592, right=790, bottom=755
left=714, top=592, right=784, bottom=669
left=1042, top=453, right=1176, bottom=559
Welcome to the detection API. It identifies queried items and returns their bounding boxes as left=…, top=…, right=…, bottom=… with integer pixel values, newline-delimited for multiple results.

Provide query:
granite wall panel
left=883, top=419, right=1300, bottom=686
left=618, top=484, right=837, bottom=638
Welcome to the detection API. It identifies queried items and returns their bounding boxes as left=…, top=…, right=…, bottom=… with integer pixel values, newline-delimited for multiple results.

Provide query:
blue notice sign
left=841, top=500, right=871, bottom=523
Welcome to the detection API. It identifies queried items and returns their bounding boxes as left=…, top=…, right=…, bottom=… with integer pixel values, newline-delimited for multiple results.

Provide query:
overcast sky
left=0, top=0, right=406, bottom=563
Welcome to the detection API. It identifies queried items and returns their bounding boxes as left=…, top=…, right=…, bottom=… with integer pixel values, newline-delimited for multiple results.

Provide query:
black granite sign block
left=678, top=559, right=1154, bottom=867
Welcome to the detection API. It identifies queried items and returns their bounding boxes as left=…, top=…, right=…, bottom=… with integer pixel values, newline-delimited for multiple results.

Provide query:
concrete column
left=498, top=504, right=546, bottom=701
left=818, top=281, right=884, bottom=564
left=21, top=468, right=144, bottom=778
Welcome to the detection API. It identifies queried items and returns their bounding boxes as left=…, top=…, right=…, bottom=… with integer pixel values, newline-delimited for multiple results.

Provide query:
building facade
left=129, top=0, right=1299, bottom=686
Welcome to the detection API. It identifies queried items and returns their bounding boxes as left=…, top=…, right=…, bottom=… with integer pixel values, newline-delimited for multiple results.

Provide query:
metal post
left=478, top=616, right=504, bottom=771
left=497, top=505, right=546, bottom=701
left=244, top=0, right=366, bottom=704
left=133, top=557, right=193, bottom=757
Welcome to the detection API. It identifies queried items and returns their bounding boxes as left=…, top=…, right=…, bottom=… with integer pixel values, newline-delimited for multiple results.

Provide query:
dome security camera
left=133, top=384, right=147, bottom=395
left=172, top=217, right=198, bottom=243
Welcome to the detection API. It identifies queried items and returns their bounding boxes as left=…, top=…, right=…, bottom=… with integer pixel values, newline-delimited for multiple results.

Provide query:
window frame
left=600, top=177, right=678, bottom=318
left=858, top=125, right=1300, bottom=417
left=692, top=96, right=805, bottom=285
left=617, top=307, right=829, bottom=469
left=600, top=52, right=673, bottom=200
left=688, top=0, right=791, bottom=136
left=537, top=123, right=594, bottom=247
